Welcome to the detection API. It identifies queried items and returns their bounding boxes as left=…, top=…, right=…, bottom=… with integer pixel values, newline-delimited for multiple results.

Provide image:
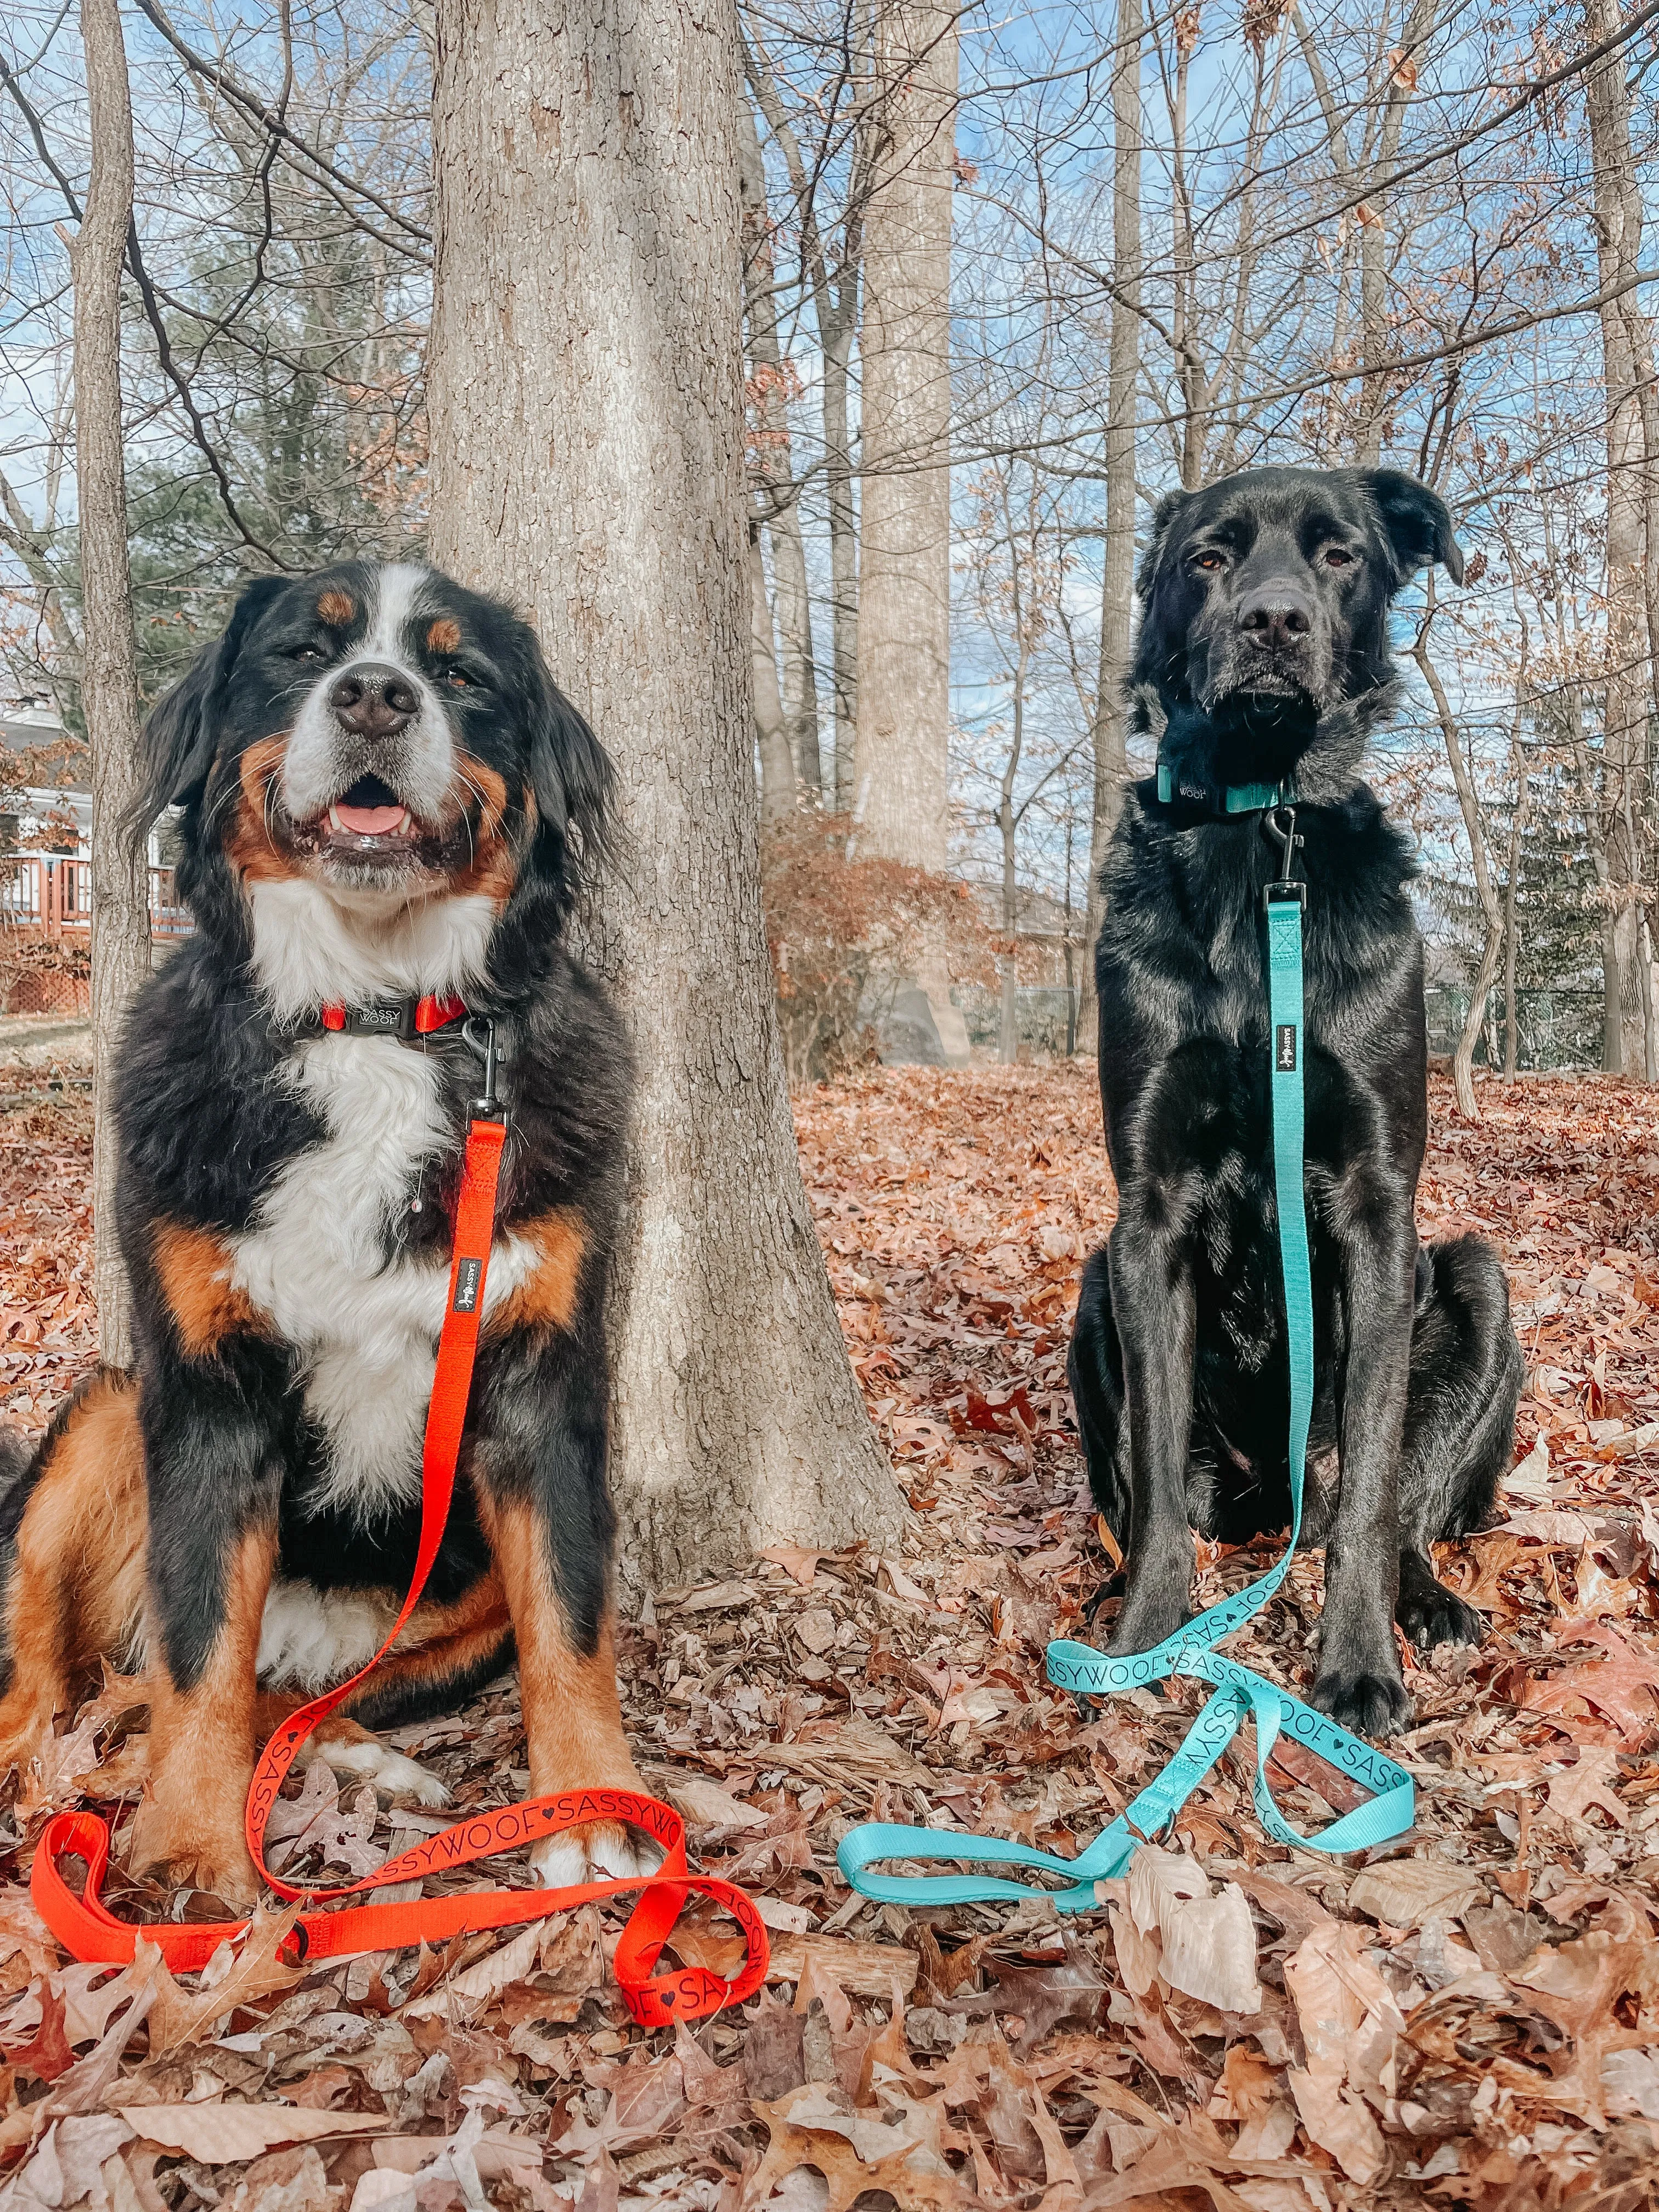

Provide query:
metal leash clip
left=461, top=1016, right=507, bottom=1122
left=1263, top=802, right=1306, bottom=909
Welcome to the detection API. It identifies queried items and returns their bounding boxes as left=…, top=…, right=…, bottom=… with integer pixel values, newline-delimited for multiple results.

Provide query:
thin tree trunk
left=737, top=92, right=821, bottom=799
left=1502, top=740, right=1529, bottom=1077
left=74, top=0, right=150, bottom=1372
left=825, top=312, right=860, bottom=808
left=1353, top=0, right=1432, bottom=465
left=1414, top=608, right=1501, bottom=1120
left=1583, top=0, right=1649, bottom=1076
left=997, top=634, right=1028, bottom=1067
left=853, top=0, right=957, bottom=871
left=428, top=0, right=902, bottom=1592
left=751, top=526, right=797, bottom=829
left=1076, top=0, right=1141, bottom=1062
left=743, top=41, right=861, bottom=805
left=772, top=520, right=821, bottom=800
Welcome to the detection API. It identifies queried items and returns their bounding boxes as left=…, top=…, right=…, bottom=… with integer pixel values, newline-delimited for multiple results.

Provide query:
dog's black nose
left=1237, top=590, right=1313, bottom=652
left=329, top=663, right=419, bottom=738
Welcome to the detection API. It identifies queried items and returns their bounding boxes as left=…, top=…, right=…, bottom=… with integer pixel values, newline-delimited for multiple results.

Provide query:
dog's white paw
left=311, top=1738, right=450, bottom=1807
left=530, top=1818, right=664, bottom=1888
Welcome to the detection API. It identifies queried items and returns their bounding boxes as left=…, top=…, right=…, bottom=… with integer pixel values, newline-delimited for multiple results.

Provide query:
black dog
left=0, top=563, right=651, bottom=1900
left=1070, top=467, right=1523, bottom=1737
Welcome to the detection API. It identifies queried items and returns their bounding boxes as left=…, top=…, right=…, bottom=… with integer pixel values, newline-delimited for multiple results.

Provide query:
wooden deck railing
left=1, top=853, right=193, bottom=940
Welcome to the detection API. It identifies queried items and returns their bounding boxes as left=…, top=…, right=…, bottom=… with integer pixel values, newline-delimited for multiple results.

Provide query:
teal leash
left=837, top=799, right=1414, bottom=1914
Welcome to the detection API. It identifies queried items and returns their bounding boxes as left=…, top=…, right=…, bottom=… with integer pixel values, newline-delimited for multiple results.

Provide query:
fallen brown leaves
left=3, top=1057, right=1659, bottom=2208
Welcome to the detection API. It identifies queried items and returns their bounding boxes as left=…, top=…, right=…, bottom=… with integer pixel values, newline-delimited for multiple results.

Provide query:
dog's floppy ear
left=126, top=574, right=285, bottom=847
left=1136, top=489, right=1192, bottom=602
left=522, top=631, right=615, bottom=890
left=1359, top=470, right=1465, bottom=587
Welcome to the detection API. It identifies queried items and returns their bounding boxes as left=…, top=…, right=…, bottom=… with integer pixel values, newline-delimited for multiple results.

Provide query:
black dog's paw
left=1084, top=1571, right=1127, bottom=1623
left=1108, top=1590, right=1191, bottom=1657
left=1397, top=1582, right=1486, bottom=1652
left=1308, top=1663, right=1411, bottom=1740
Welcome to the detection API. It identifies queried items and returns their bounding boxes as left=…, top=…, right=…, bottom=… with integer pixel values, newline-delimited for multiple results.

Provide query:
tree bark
left=1076, top=0, right=1141, bottom=1061
left=853, top=0, right=957, bottom=871
left=73, top=0, right=150, bottom=1372
left=1583, top=0, right=1651, bottom=1076
left=428, top=0, right=903, bottom=1592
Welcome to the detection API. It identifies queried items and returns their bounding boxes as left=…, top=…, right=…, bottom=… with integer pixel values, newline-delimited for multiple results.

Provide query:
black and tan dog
left=0, top=563, right=652, bottom=1902
left=1070, top=466, right=1523, bottom=1737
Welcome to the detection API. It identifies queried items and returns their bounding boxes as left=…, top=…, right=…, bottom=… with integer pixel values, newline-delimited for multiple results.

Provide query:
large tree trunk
left=1076, top=0, right=1141, bottom=1061
left=73, top=0, right=150, bottom=1372
left=1583, top=0, right=1652, bottom=1077
left=428, top=0, right=903, bottom=1592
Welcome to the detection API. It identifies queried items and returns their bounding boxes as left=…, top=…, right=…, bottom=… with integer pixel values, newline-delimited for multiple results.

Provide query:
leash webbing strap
left=32, top=1114, right=767, bottom=2026
left=838, top=888, right=1414, bottom=1913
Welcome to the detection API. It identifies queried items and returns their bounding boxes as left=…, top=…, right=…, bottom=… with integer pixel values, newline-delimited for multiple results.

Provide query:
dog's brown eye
left=1194, top=552, right=1224, bottom=571
left=295, top=644, right=325, bottom=662
left=447, top=669, right=471, bottom=689
left=1324, top=548, right=1354, bottom=567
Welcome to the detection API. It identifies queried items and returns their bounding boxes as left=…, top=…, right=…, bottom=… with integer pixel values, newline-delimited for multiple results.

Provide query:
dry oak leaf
left=637, top=1764, right=768, bottom=1833
left=1281, top=1922, right=1404, bottom=2186
left=2, top=2113, right=134, bottom=2212
left=112, top=2103, right=391, bottom=2162
left=1547, top=1747, right=1629, bottom=1828
left=1346, top=1857, right=1485, bottom=1930
left=1509, top=1903, right=1659, bottom=2126
left=4, top=1980, right=76, bottom=2083
left=746, top=2081, right=974, bottom=2212
left=145, top=1908, right=307, bottom=2055
left=1526, top=1619, right=1659, bottom=1748
left=399, top=1918, right=545, bottom=2021
left=759, top=1543, right=827, bottom=1588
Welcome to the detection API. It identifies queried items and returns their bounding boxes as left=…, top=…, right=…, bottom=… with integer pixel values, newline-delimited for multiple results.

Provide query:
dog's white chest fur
left=227, top=882, right=533, bottom=1517
left=228, top=1033, right=532, bottom=1516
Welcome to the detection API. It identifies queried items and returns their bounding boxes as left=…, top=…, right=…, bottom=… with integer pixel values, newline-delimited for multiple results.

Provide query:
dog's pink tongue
left=335, top=803, right=407, bottom=836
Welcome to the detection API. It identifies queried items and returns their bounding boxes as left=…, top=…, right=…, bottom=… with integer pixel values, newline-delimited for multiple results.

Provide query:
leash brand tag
left=452, top=1256, right=483, bottom=1312
left=1276, top=1023, right=1297, bottom=1072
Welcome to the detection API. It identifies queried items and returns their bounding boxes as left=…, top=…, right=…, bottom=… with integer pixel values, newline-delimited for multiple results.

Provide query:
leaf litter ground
left=2, top=1052, right=1659, bottom=2209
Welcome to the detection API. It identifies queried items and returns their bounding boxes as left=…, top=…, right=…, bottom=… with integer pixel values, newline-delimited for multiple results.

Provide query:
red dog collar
left=319, top=994, right=469, bottom=1040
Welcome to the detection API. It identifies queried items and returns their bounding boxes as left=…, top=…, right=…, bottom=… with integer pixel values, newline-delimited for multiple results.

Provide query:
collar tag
left=347, top=1001, right=414, bottom=1039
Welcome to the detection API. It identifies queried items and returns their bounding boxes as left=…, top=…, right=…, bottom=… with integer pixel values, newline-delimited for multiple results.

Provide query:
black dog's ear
left=522, top=631, right=615, bottom=890
left=1359, top=470, right=1465, bottom=586
left=126, top=574, right=285, bottom=847
left=1136, top=489, right=1192, bottom=601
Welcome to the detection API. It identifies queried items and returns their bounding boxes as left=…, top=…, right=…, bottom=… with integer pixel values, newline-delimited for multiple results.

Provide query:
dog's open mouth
left=323, top=775, right=417, bottom=845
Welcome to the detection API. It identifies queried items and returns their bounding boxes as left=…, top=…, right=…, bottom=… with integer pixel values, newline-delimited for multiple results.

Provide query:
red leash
left=32, top=1078, right=768, bottom=2027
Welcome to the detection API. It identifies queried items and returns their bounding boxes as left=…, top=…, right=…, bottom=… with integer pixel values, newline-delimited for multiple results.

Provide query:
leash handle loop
left=839, top=884, right=1414, bottom=1910
left=32, top=1111, right=767, bottom=2025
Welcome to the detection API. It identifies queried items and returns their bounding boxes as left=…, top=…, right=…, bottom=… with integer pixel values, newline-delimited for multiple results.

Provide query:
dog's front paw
left=1307, top=1662, right=1410, bottom=1740
left=530, top=1817, right=664, bottom=1889
left=130, top=1807, right=259, bottom=1910
left=306, top=1736, right=450, bottom=1807
left=1107, top=1586, right=1192, bottom=1657
left=1397, top=1581, right=1486, bottom=1653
